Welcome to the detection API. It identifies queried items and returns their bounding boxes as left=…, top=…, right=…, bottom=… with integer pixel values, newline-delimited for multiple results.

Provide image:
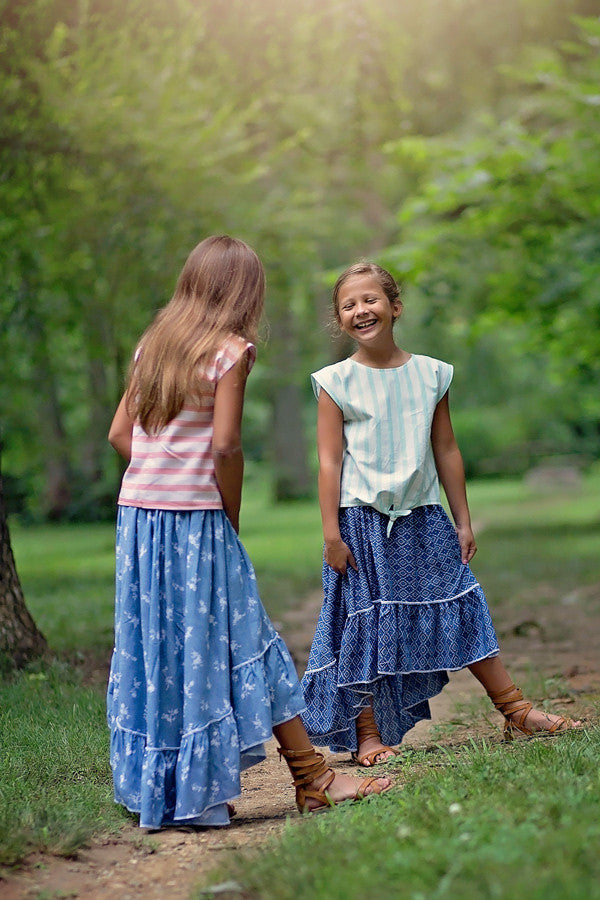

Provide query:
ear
left=392, top=300, right=403, bottom=320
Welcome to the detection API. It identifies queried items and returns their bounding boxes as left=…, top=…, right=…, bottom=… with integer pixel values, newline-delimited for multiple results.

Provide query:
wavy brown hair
left=126, top=235, right=265, bottom=433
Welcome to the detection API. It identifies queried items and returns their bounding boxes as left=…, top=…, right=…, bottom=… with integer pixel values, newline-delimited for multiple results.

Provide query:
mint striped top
left=311, top=354, right=453, bottom=530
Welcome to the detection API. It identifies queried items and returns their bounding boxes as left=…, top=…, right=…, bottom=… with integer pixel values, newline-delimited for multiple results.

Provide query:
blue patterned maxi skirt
left=300, top=505, right=499, bottom=753
left=107, top=506, right=306, bottom=829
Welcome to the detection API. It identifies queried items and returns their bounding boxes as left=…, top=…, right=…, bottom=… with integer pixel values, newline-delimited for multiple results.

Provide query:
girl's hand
left=456, top=525, right=477, bottom=565
left=324, top=539, right=358, bottom=575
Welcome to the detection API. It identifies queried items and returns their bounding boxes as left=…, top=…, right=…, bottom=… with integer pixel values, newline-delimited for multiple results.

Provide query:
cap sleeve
left=436, top=360, right=453, bottom=401
left=310, top=365, right=344, bottom=411
left=214, top=339, right=256, bottom=381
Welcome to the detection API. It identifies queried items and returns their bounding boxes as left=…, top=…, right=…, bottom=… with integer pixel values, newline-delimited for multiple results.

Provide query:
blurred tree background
left=1, top=0, right=599, bottom=521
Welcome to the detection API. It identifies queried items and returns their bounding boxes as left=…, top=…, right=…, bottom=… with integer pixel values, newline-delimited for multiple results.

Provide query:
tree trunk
left=0, top=463, right=48, bottom=668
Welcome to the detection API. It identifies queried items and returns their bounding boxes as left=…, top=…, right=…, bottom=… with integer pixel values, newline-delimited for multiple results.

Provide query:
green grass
left=199, top=729, right=600, bottom=900
left=3, top=466, right=600, bottom=872
left=466, top=464, right=600, bottom=613
left=8, top=477, right=323, bottom=658
left=8, top=522, right=117, bottom=657
left=240, top=471, right=324, bottom=618
left=0, top=661, right=127, bottom=866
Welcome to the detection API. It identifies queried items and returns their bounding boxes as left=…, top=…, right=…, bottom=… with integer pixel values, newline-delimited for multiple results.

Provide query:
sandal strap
left=488, top=683, right=533, bottom=731
left=353, top=746, right=397, bottom=767
left=277, top=746, right=330, bottom=787
left=488, top=683, right=524, bottom=710
left=356, top=704, right=382, bottom=745
left=356, top=776, right=389, bottom=798
left=296, top=769, right=336, bottom=811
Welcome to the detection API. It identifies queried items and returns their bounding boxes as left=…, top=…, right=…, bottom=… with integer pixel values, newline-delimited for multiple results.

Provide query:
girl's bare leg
left=468, top=655, right=580, bottom=733
left=273, top=716, right=391, bottom=808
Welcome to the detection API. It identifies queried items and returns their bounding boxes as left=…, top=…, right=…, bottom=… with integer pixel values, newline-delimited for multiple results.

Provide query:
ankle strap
left=356, top=705, right=382, bottom=744
left=277, top=747, right=330, bottom=786
left=488, top=684, right=525, bottom=712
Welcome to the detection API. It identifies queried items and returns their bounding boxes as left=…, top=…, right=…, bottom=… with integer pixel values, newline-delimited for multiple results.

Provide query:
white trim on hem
left=231, top=634, right=281, bottom=671
left=305, top=649, right=500, bottom=685
left=304, top=659, right=336, bottom=675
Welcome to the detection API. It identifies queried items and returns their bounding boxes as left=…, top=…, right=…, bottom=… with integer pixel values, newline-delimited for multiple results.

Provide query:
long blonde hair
left=126, top=235, right=265, bottom=433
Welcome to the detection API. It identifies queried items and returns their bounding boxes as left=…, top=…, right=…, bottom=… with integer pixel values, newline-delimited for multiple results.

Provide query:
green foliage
left=2, top=0, right=597, bottom=513
left=384, top=16, right=600, bottom=471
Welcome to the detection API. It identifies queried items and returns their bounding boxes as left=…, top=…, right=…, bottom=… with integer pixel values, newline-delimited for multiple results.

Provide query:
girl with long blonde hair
left=107, top=236, right=390, bottom=829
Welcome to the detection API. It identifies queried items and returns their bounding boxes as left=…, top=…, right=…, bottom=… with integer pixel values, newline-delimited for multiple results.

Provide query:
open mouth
left=355, top=319, right=377, bottom=330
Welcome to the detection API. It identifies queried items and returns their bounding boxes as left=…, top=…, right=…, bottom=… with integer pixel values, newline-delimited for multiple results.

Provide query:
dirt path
left=3, top=584, right=599, bottom=900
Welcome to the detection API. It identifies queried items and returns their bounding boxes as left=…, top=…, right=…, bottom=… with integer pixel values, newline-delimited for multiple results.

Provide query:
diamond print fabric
left=301, top=504, right=499, bottom=752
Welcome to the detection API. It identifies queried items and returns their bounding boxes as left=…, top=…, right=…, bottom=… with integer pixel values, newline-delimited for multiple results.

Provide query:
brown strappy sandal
left=277, top=746, right=390, bottom=813
left=489, top=683, right=578, bottom=741
left=351, top=704, right=397, bottom=766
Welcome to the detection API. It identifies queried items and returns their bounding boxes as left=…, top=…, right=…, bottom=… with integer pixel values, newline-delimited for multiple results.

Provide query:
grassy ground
left=7, top=478, right=324, bottom=660
left=2, top=464, right=600, bottom=877
left=204, top=729, right=600, bottom=900
left=196, top=463, right=600, bottom=900
left=2, top=480, right=325, bottom=866
left=0, top=661, right=128, bottom=866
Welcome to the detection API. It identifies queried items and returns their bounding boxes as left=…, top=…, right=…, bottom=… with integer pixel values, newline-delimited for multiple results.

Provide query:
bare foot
left=303, top=768, right=392, bottom=811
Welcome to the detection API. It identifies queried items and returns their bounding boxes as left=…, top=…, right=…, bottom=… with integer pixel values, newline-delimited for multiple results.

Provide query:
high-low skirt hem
left=300, top=505, right=499, bottom=753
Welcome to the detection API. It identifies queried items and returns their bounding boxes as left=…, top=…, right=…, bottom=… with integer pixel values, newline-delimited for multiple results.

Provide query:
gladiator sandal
left=277, top=746, right=389, bottom=813
left=489, top=683, right=576, bottom=741
left=351, top=704, right=397, bottom=766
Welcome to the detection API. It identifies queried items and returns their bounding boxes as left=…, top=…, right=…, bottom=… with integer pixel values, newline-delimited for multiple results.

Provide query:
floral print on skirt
left=107, top=506, right=306, bottom=829
left=301, top=505, right=499, bottom=753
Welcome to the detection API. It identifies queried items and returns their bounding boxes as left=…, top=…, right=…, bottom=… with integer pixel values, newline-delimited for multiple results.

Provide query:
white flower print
left=108, top=505, right=306, bottom=830
left=241, top=682, right=256, bottom=699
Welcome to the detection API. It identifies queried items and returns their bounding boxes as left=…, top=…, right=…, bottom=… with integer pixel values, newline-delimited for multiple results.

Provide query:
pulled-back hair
left=331, top=262, right=400, bottom=321
left=126, top=235, right=265, bottom=433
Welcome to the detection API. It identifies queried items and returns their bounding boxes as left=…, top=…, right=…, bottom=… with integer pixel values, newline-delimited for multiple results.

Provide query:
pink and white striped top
left=118, top=337, right=256, bottom=510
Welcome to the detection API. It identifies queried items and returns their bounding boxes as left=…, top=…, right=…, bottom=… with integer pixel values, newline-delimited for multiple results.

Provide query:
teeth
left=356, top=320, right=376, bottom=329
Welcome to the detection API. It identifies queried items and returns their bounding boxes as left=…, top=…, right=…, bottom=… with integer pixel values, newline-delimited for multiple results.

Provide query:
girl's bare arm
left=431, top=391, right=477, bottom=564
left=317, top=390, right=357, bottom=574
left=108, top=394, right=134, bottom=462
left=212, top=353, right=249, bottom=534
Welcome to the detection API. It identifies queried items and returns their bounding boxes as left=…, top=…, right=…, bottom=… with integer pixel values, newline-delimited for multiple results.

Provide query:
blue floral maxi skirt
left=300, top=505, right=499, bottom=752
left=107, top=506, right=306, bottom=829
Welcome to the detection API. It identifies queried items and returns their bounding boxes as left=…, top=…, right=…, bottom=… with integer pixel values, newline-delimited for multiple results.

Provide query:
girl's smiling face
left=336, top=273, right=402, bottom=343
